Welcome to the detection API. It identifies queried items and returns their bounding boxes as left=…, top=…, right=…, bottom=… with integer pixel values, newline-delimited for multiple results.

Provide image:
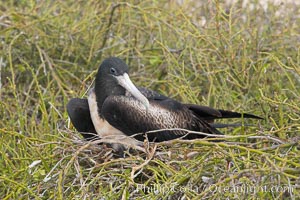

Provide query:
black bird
left=67, top=57, right=262, bottom=150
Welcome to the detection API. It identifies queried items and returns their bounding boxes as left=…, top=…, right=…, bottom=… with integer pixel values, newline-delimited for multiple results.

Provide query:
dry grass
left=0, top=0, right=299, bottom=199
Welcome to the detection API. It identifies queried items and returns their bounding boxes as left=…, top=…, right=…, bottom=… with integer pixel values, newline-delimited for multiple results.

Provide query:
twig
left=130, top=144, right=157, bottom=181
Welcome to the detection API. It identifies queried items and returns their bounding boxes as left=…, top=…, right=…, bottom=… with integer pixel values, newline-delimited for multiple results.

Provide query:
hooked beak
left=115, top=73, right=149, bottom=110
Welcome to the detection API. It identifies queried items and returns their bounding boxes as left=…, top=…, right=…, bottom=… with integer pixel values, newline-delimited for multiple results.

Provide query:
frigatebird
left=67, top=57, right=262, bottom=151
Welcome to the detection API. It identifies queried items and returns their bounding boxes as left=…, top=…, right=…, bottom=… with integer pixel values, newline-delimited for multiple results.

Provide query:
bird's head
left=95, top=57, right=149, bottom=110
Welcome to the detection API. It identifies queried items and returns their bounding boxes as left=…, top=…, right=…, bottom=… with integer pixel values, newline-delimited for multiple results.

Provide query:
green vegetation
left=0, top=0, right=299, bottom=199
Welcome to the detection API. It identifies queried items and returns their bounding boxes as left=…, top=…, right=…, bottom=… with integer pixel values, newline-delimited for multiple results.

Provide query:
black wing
left=66, top=98, right=98, bottom=141
left=101, top=95, right=221, bottom=142
left=138, top=87, right=262, bottom=122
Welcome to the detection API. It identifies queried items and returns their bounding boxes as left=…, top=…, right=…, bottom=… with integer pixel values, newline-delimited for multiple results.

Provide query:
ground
left=0, top=0, right=299, bottom=199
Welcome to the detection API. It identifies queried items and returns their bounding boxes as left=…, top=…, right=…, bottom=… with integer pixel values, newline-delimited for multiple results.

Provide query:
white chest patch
left=87, top=89, right=142, bottom=149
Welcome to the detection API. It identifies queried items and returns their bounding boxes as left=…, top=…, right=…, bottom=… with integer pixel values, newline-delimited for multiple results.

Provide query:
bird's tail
left=185, top=104, right=263, bottom=123
left=217, top=109, right=263, bottom=120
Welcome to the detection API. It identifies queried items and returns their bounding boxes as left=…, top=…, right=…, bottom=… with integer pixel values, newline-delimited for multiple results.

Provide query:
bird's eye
left=110, top=67, right=117, bottom=75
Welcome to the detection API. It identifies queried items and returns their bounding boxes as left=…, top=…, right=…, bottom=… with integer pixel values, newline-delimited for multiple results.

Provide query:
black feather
left=66, top=98, right=98, bottom=141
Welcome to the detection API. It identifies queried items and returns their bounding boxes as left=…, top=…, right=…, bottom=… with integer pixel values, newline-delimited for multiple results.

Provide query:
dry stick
left=131, top=128, right=285, bottom=144
left=68, top=128, right=289, bottom=170
left=84, top=127, right=285, bottom=154
left=130, top=144, right=157, bottom=182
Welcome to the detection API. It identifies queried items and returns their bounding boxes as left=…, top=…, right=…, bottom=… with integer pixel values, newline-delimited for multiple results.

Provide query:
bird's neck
left=94, top=79, right=125, bottom=114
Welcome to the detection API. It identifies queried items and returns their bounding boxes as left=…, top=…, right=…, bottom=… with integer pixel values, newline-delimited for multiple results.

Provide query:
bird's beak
left=116, top=73, right=149, bottom=110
